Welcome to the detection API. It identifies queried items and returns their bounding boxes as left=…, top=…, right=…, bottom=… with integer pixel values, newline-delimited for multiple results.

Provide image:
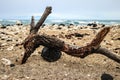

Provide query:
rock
left=65, top=34, right=73, bottom=39
left=1, top=43, right=8, bottom=46
left=65, top=33, right=90, bottom=39
left=87, top=74, right=91, bottom=77
left=58, top=23, right=65, bottom=26
left=68, top=26, right=74, bottom=29
left=116, top=66, right=120, bottom=69
left=1, top=58, right=12, bottom=66
left=113, top=48, right=120, bottom=53
left=101, top=73, right=113, bottom=80
left=87, top=22, right=97, bottom=27
left=51, top=23, right=56, bottom=26
left=113, top=37, right=120, bottom=40
left=0, top=25, right=7, bottom=29
left=59, top=34, right=65, bottom=38
left=41, top=47, right=62, bottom=62
left=10, top=64, right=15, bottom=67
left=57, top=26, right=62, bottom=30
left=6, top=38, right=13, bottom=42
left=14, top=32, right=19, bottom=35
left=1, top=36, right=13, bottom=41
left=16, top=20, right=22, bottom=26
left=1, top=75, right=10, bottom=80
left=0, top=31, right=6, bottom=35
left=74, top=33, right=84, bottom=37
left=101, top=24, right=105, bottom=27
left=105, top=41, right=112, bottom=46
left=68, top=24, right=74, bottom=28
left=114, top=48, right=120, bottom=50
left=7, top=46, right=14, bottom=51
left=0, top=43, right=1, bottom=47
left=69, top=24, right=74, bottom=26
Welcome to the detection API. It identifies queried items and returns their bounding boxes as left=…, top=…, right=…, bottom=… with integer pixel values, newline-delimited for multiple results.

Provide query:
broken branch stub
left=89, top=27, right=110, bottom=49
left=30, top=16, right=35, bottom=34
left=30, top=6, right=52, bottom=34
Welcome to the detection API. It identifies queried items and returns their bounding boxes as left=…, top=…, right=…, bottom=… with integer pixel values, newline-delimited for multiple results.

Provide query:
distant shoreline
left=0, top=19, right=120, bottom=26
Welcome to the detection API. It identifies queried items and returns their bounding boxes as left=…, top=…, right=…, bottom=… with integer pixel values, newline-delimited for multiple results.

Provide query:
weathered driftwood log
left=21, top=6, right=120, bottom=64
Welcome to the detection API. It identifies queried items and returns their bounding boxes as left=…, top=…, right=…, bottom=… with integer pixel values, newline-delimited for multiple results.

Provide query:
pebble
left=7, top=46, right=14, bottom=51
left=6, top=38, right=13, bottom=42
left=1, top=58, right=12, bottom=66
left=87, top=74, right=91, bottom=77
left=1, top=75, right=10, bottom=80
left=10, top=64, right=15, bottom=67
left=1, top=43, right=8, bottom=46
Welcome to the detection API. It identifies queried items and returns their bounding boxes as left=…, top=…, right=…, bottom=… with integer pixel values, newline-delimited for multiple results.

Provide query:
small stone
left=16, top=20, right=22, bottom=26
left=26, top=76, right=30, bottom=79
left=1, top=58, right=12, bottom=66
left=1, top=75, right=9, bottom=80
left=7, top=46, right=14, bottom=51
left=116, top=66, right=120, bottom=69
left=87, top=74, right=91, bottom=77
left=101, top=73, right=113, bottom=80
left=6, top=38, right=13, bottom=42
left=64, top=64, right=66, bottom=66
left=1, top=43, right=8, bottom=46
left=41, top=47, right=62, bottom=62
left=10, top=64, right=15, bottom=67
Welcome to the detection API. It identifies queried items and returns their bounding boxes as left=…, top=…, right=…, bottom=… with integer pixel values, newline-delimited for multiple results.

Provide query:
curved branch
left=62, top=27, right=111, bottom=58
left=95, top=47, right=120, bottom=63
left=89, top=27, right=110, bottom=48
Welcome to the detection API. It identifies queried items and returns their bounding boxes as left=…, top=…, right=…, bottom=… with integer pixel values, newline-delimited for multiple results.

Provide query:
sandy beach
left=0, top=24, right=120, bottom=80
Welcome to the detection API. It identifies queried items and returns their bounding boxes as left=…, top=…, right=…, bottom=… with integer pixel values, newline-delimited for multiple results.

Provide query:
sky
left=0, top=0, right=120, bottom=20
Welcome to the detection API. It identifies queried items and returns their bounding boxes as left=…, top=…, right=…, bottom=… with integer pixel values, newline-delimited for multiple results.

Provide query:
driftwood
left=21, top=6, right=120, bottom=64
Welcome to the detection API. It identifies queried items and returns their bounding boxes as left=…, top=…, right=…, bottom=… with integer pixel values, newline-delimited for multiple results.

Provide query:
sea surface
left=0, top=19, right=120, bottom=26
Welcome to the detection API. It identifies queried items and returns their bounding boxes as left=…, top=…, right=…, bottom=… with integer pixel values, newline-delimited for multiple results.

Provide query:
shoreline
left=0, top=19, right=120, bottom=27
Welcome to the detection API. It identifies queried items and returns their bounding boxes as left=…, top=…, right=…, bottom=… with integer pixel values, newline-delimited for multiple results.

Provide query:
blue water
left=0, top=19, right=120, bottom=26
left=45, top=19, right=120, bottom=25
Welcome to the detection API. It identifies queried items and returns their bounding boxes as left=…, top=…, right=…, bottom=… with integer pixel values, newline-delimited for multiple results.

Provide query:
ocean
left=0, top=19, right=120, bottom=26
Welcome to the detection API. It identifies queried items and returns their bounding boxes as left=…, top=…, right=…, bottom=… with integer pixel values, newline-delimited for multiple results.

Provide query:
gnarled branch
left=21, top=6, right=120, bottom=64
